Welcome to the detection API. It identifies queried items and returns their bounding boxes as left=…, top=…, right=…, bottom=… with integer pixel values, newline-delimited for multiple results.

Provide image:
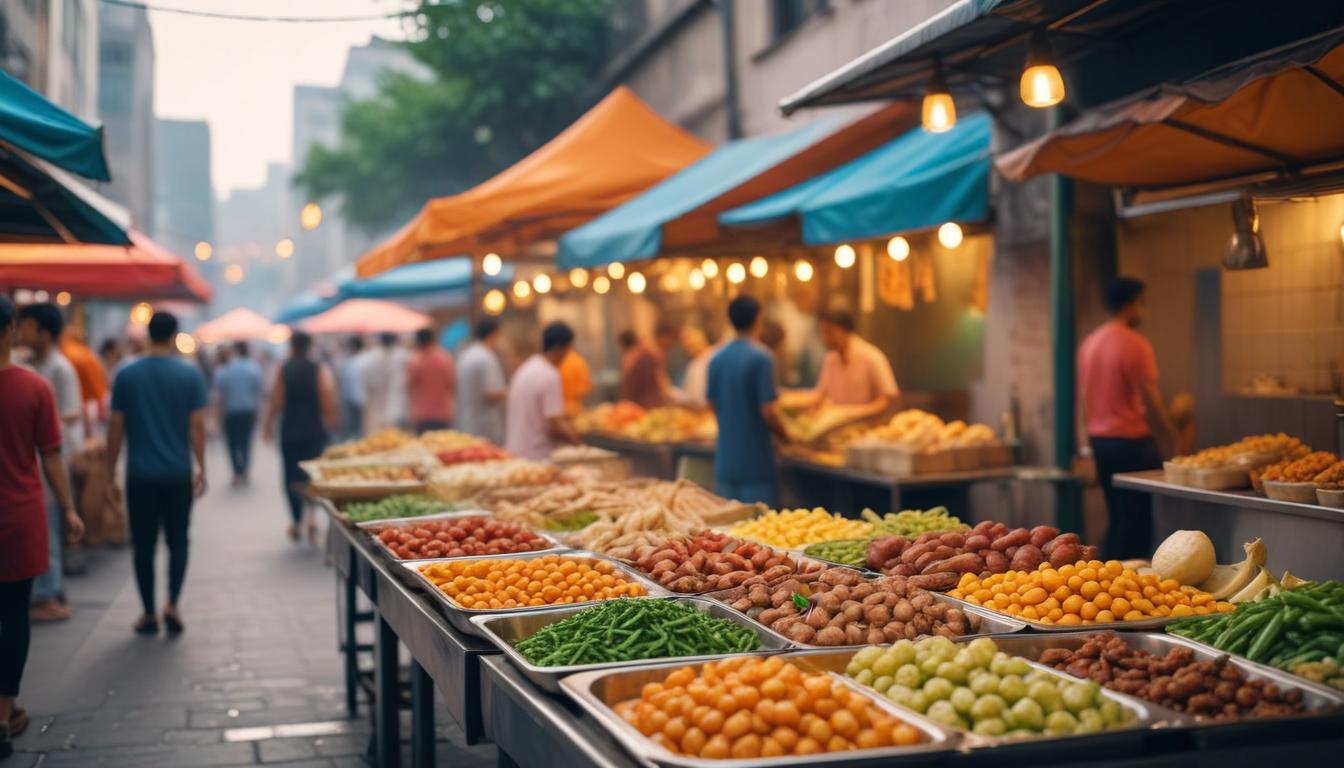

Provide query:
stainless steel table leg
left=411, top=660, right=435, bottom=768
left=342, top=570, right=359, bottom=718
left=375, top=614, right=401, bottom=768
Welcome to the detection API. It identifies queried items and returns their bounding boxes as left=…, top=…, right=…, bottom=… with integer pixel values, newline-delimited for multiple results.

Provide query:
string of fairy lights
left=476, top=221, right=969, bottom=316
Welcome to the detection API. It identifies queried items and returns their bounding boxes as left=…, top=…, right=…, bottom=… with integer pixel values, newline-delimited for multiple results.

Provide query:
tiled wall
left=1117, top=193, right=1344, bottom=398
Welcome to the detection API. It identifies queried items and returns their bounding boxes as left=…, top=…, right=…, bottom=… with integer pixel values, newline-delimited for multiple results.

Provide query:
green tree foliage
left=296, top=0, right=615, bottom=234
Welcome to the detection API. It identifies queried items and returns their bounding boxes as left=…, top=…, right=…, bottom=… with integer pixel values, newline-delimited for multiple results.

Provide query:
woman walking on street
left=263, top=331, right=337, bottom=542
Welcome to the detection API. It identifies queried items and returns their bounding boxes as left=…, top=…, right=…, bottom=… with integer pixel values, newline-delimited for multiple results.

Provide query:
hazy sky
left=150, top=1, right=408, bottom=199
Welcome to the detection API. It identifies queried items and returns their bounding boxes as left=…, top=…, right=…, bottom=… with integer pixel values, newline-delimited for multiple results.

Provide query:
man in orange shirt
left=61, top=328, right=106, bottom=430
left=558, top=348, right=592, bottom=416
left=1078, top=278, right=1176, bottom=559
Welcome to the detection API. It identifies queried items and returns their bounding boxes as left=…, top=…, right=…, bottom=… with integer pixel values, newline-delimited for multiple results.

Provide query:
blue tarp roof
left=720, top=112, right=991, bottom=245
left=337, top=256, right=512, bottom=300
left=273, top=291, right=340, bottom=324
left=0, top=70, right=111, bottom=181
left=556, top=113, right=852, bottom=268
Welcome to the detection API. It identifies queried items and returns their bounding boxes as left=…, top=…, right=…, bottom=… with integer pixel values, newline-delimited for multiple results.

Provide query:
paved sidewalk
left=11, top=439, right=495, bottom=768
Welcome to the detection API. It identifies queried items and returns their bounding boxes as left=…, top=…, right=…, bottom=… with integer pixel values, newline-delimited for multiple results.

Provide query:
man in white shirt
left=357, top=333, right=408, bottom=434
left=505, top=322, right=580, bottom=460
left=17, top=303, right=83, bottom=621
left=676, top=326, right=717, bottom=409
left=456, top=319, right=508, bottom=445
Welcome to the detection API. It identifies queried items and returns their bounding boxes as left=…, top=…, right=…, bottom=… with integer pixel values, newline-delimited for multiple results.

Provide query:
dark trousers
left=0, top=578, right=34, bottom=696
left=126, top=477, right=194, bottom=616
left=281, top=438, right=326, bottom=525
left=1091, top=436, right=1162, bottom=560
left=343, top=401, right=362, bottom=440
left=223, top=410, right=256, bottom=477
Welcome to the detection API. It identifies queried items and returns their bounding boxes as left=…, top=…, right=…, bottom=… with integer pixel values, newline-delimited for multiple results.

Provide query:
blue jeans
left=715, top=479, right=778, bottom=507
left=32, top=486, right=63, bottom=602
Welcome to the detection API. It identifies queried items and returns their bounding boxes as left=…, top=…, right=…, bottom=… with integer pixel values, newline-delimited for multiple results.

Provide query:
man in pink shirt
left=1078, top=277, right=1175, bottom=559
left=406, top=328, right=456, bottom=434
left=506, top=322, right=580, bottom=460
left=788, top=310, right=899, bottom=432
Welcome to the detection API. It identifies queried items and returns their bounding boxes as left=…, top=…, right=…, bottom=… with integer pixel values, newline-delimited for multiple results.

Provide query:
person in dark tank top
left=262, top=331, right=338, bottom=542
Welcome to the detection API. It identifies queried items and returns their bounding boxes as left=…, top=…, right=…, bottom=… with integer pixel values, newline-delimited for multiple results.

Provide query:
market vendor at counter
left=504, top=322, right=581, bottom=460
left=782, top=309, right=900, bottom=435
left=707, top=295, right=790, bottom=506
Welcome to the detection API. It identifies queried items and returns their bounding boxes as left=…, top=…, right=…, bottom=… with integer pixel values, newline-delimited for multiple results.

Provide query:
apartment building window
left=771, top=0, right=828, bottom=41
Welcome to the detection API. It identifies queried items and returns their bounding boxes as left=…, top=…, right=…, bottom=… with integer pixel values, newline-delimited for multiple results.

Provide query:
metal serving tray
left=470, top=596, right=791, bottom=694
left=353, top=508, right=495, bottom=529
left=400, top=551, right=671, bottom=638
left=362, top=512, right=568, bottom=562
left=560, top=656, right=962, bottom=768
left=990, top=630, right=1344, bottom=746
left=704, top=582, right=1028, bottom=652
left=936, top=592, right=1175, bottom=632
left=626, top=546, right=849, bottom=597
left=783, top=643, right=1170, bottom=760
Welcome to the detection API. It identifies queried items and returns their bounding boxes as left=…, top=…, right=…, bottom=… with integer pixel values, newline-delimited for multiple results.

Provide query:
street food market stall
left=307, top=429, right=1344, bottom=768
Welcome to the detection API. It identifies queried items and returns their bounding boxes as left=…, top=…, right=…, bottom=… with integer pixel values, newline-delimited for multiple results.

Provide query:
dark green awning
left=0, top=69, right=111, bottom=181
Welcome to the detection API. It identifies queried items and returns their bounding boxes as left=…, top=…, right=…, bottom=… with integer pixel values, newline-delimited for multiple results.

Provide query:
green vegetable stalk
left=514, top=598, right=760, bottom=667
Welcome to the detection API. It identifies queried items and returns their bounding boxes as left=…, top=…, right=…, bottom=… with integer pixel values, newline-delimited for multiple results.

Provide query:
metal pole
left=410, top=661, right=435, bottom=767
left=374, top=614, right=401, bottom=767
left=718, top=0, right=742, bottom=139
left=1049, top=105, right=1079, bottom=532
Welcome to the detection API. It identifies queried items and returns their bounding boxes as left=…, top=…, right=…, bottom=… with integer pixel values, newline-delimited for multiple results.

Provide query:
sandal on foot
left=7, top=708, right=27, bottom=738
left=163, top=611, right=185, bottom=636
left=134, top=616, right=159, bottom=635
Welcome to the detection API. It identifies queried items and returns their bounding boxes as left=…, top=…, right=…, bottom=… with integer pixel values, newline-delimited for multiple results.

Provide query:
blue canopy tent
left=438, top=318, right=470, bottom=350
left=0, top=147, right=131, bottom=245
left=0, top=70, right=111, bottom=181
left=337, top=256, right=512, bottom=300
left=273, top=290, right=341, bottom=324
left=719, top=112, right=992, bottom=244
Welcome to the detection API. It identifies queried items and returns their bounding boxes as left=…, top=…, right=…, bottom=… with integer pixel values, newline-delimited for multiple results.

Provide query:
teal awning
left=273, top=290, right=340, bottom=324
left=0, top=147, right=130, bottom=244
left=337, top=256, right=512, bottom=300
left=720, top=112, right=991, bottom=245
left=556, top=114, right=853, bottom=268
left=0, top=70, right=111, bottom=181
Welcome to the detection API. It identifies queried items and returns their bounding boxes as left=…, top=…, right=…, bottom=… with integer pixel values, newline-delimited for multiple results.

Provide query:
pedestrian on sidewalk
left=406, top=327, right=456, bottom=434
left=505, top=322, right=580, bottom=460
left=0, top=296, right=83, bottom=759
left=106, top=311, right=208, bottom=636
left=15, top=303, right=83, bottom=623
left=456, top=319, right=508, bottom=445
left=262, top=331, right=338, bottom=543
left=337, top=335, right=365, bottom=440
left=214, top=341, right=263, bottom=487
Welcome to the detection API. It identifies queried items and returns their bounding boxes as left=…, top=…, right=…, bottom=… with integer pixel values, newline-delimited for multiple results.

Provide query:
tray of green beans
left=340, top=494, right=462, bottom=524
left=861, top=506, right=968, bottom=537
left=470, top=597, right=790, bottom=693
left=801, top=538, right=871, bottom=569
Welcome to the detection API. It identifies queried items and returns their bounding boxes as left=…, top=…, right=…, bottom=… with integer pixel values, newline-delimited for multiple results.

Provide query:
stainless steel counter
left=1115, top=470, right=1344, bottom=581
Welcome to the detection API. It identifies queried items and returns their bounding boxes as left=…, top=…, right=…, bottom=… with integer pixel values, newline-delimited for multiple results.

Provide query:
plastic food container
left=1262, top=480, right=1319, bottom=504
left=1316, top=488, right=1344, bottom=509
left=1185, top=466, right=1249, bottom=491
left=1162, top=461, right=1193, bottom=485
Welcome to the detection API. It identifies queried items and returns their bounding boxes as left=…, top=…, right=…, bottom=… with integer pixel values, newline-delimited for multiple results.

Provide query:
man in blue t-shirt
left=213, top=340, right=263, bottom=487
left=706, top=295, right=790, bottom=505
left=107, top=312, right=208, bottom=637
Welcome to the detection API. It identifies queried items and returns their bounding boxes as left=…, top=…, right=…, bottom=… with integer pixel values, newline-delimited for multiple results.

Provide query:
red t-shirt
left=1078, top=322, right=1159, bottom=439
left=406, top=347, right=456, bottom=423
left=619, top=345, right=666, bottom=409
left=0, top=365, right=61, bottom=581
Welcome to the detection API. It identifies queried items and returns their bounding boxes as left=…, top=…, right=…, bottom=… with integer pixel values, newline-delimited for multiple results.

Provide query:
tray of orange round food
left=401, top=551, right=670, bottom=637
left=939, top=558, right=1235, bottom=632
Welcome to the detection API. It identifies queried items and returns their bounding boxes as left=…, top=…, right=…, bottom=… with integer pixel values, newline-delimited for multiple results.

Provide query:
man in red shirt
left=0, top=296, right=83, bottom=757
left=1078, top=278, right=1176, bottom=559
left=405, top=328, right=456, bottom=434
left=616, top=329, right=670, bottom=409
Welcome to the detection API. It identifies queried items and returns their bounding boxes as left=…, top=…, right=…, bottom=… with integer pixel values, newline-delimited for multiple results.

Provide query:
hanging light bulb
left=55, top=291, right=72, bottom=306
left=700, top=258, right=719, bottom=279
left=593, top=275, right=611, bottom=294
left=834, top=244, right=856, bottom=269
left=129, top=302, right=154, bottom=325
left=726, top=262, right=746, bottom=284
left=749, top=256, right=769, bottom=278
left=922, top=62, right=956, bottom=133
left=512, top=280, right=532, bottom=299
left=1224, top=197, right=1268, bottom=270
left=607, top=262, right=625, bottom=280
left=1020, top=32, right=1065, bottom=108
left=193, top=241, right=212, bottom=261
left=482, top=252, right=502, bottom=276
left=938, top=222, right=964, bottom=249
left=224, top=264, right=244, bottom=284
left=568, top=268, right=589, bottom=288
left=532, top=274, right=552, bottom=294
left=660, top=272, right=681, bottom=292
left=793, top=259, right=814, bottom=282
left=175, top=332, right=198, bottom=355
left=886, top=235, right=910, bottom=262
left=627, top=271, right=647, bottom=294
left=482, top=289, right=506, bottom=315
left=688, top=269, right=706, bottom=290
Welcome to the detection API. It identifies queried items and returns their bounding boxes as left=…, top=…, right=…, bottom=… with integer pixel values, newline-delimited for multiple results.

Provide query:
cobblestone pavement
left=12, top=439, right=496, bottom=768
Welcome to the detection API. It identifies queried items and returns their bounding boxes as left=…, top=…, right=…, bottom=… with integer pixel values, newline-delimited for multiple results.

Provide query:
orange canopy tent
left=194, top=308, right=274, bottom=344
left=356, top=87, right=712, bottom=277
left=301, top=299, right=429, bottom=335
left=0, top=230, right=212, bottom=301
left=996, top=37, right=1344, bottom=190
